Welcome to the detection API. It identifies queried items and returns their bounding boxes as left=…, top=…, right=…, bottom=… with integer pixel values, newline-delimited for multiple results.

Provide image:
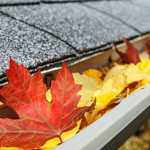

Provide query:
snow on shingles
left=0, top=3, right=139, bottom=53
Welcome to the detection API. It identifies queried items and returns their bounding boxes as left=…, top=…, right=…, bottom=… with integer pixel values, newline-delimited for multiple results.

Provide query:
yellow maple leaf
left=136, top=59, right=150, bottom=75
left=79, top=101, right=101, bottom=130
left=94, top=64, right=150, bottom=109
left=46, top=89, right=51, bottom=102
left=82, top=69, right=103, bottom=83
left=139, top=50, right=149, bottom=62
left=100, top=103, right=118, bottom=116
left=72, top=73, right=100, bottom=107
left=1, top=144, right=20, bottom=150
left=46, top=73, right=100, bottom=107
left=82, top=108, right=101, bottom=126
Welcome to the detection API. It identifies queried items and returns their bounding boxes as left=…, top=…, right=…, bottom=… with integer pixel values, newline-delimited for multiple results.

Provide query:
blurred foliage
left=119, top=119, right=150, bottom=150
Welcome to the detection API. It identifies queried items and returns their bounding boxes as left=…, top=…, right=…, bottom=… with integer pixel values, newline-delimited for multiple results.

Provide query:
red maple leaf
left=0, top=57, right=89, bottom=149
left=113, top=37, right=140, bottom=64
left=145, top=35, right=150, bottom=57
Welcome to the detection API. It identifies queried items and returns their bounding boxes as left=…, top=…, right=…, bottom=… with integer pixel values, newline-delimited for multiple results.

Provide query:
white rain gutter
left=55, top=84, right=150, bottom=150
left=52, top=34, right=150, bottom=150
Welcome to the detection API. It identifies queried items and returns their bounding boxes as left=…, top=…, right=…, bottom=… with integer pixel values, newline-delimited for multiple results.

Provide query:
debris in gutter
left=0, top=37, right=150, bottom=149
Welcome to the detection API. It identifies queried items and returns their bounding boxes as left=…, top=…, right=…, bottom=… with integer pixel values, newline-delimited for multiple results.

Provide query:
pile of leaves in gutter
left=0, top=37, right=150, bottom=150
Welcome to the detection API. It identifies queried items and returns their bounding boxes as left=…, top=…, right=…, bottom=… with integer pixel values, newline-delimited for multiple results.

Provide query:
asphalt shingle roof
left=0, top=0, right=40, bottom=5
left=0, top=0, right=150, bottom=85
left=0, top=13, right=76, bottom=83
left=85, top=1, right=150, bottom=34
left=0, top=3, right=139, bottom=52
left=132, top=0, right=150, bottom=7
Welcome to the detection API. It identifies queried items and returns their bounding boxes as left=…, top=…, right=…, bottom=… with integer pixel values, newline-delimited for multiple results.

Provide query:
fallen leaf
left=0, top=94, right=6, bottom=103
left=1, top=144, right=21, bottom=150
left=99, top=66, right=109, bottom=76
left=136, top=59, right=150, bottom=75
left=1, top=120, right=81, bottom=150
left=145, top=36, right=150, bottom=57
left=100, top=103, right=118, bottom=116
left=94, top=64, right=150, bottom=109
left=0, top=57, right=89, bottom=149
left=40, top=120, right=82, bottom=149
left=117, top=81, right=148, bottom=99
left=82, top=69, right=103, bottom=83
left=80, top=102, right=118, bottom=130
left=46, top=89, right=51, bottom=102
left=73, top=73, right=100, bottom=107
left=83, top=108, right=101, bottom=126
left=80, top=101, right=101, bottom=130
left=139, top=52, right=149, bottom=62
left=114, top=37, right=140, bottom=64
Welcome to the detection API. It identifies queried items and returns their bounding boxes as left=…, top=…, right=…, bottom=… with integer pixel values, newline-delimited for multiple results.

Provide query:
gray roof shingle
left=0, top=0, right=39, bottom=5
left=41, top=0, right=98, bottom=2
left=0, top=13, right=76, bottom=83
left=85, top=1, right=150, bottom=34
left=0, top=0, right=150, bottom=85
left=132, top=0, right=150, bottom=7
left=0, top=3, right=139, bottom=52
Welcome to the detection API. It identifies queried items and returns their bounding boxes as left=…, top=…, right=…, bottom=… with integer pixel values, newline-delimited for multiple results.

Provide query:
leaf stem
left=59, top=135, right=63, bottom=143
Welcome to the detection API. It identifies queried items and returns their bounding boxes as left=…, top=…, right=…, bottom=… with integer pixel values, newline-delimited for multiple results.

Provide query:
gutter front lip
left=54, top=83, right=150, bottom=150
